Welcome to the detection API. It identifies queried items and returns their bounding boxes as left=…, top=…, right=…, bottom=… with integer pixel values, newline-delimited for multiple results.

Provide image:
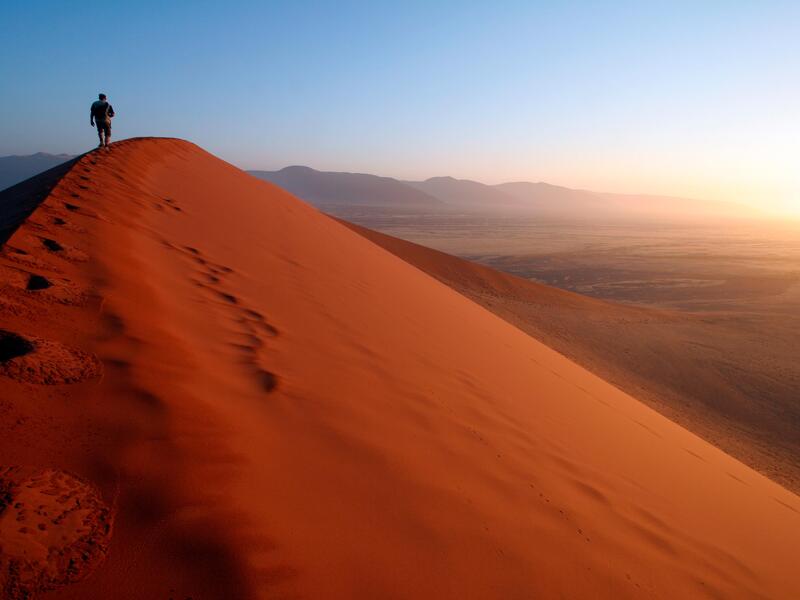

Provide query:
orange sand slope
left=339, top=219, right=800, bottom=494
left=1, top=138, right=799, bottom=599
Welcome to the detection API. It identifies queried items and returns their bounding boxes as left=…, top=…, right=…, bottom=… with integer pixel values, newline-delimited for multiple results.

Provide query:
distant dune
left=0, top=153, right=75, bottom=191
left=1, top=138, right=798, bottom=599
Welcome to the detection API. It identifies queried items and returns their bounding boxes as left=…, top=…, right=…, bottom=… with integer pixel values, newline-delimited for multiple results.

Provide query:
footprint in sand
left=256, top=368, right=278, bottom=392
left=25, top=274, right=87, bottom=305
left=0, top=248, right=55, bottom=275
left=216, top=291, right=238, bottom=305
left=235, top=313, right=280, bottom=393
left=42, top=214, right=84, bottom=234
left=176, top=245, right=281, bottom=393
left=157, top=197, right=182, bottom=213
left=25, top=274, right=53, bottom=291
left=0, top=466, right=113, bottom=599
left=242, top=309, right=279, bottom=336
left=0, top=263, right=88, bottom=305
left=41, top=238, right=64, bottom=252
left=38, top=237, right=88, bottom=262
left=0, top=330, right=102, bottom=384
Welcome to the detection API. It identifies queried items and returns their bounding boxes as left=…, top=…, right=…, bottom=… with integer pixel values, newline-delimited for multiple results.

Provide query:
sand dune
left=341, top=221, right=800, bottom=493
left=1, top=137, right=799, bottom=599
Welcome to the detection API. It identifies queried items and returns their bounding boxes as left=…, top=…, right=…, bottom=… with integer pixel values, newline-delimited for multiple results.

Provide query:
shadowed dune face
left=0, top=157, right=79, bottom=245
left=1, top=138, right=799, bottom=599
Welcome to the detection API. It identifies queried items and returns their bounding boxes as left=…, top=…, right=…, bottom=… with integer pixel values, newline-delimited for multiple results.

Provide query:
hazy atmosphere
left=2, top=3, right=800, bottom=599
left=2, top=1, right=798, bottom=216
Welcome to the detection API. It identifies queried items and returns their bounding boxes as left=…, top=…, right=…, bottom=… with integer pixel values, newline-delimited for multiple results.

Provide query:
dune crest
left=0, top=138, right=798, bottom=599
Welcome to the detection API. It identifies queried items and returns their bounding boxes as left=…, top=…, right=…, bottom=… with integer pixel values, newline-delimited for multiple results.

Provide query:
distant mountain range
left=251, top=166, right=755, bottom=219
left=2, top=154, right=754, bottom=219
left=249, top=165, right=442, bottom=208
left=0, top=153, right=75, bottom=191
left=406, top=176, right=513, bottom=207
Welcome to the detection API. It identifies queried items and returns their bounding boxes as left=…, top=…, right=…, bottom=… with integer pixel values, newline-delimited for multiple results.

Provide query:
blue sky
left=1, top=1, right=798, bottom=213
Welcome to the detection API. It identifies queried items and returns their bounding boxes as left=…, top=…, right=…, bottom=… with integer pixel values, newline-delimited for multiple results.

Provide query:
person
left=90, top=93, right=115, bottom=148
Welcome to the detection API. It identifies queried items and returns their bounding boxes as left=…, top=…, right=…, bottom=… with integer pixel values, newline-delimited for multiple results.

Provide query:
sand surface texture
left=0, top=138, right=798, bottom=599
left=342, top=220, right=800, bottom=494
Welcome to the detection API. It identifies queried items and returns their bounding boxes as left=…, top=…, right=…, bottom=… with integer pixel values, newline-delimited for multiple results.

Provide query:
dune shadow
left=26, top=274, right=53, bottom=290
left=0, top=330, right=35, bottom=361
left=0, top=156, right=82, bottom=247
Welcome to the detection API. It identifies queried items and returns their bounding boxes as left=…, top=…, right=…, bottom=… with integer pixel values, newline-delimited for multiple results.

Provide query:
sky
left=1, top=1, right=798, bottom=216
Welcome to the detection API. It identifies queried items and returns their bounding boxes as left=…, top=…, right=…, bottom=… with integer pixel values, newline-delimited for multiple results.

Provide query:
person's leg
left=96, top=124, right=104, bottom=147
left=104, top=123, right=111, bottom=147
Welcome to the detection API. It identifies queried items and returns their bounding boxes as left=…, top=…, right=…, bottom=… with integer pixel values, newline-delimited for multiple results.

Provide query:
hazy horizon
left=1, top=150, right=796, bottom=222
left=2, top=2, right=798, bottom=216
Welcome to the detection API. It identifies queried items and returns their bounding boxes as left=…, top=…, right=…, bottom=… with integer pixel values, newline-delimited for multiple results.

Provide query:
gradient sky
left=1, top=1, right=798, bottom=215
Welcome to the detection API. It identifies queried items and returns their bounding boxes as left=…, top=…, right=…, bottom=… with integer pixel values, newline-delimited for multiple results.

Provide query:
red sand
left=1, top=138, right=799, bottom=599
left=340, top=219, right=800, bottom=494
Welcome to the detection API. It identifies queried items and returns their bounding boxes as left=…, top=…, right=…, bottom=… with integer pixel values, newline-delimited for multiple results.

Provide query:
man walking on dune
left=90, top=93, right=115, bottom=148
